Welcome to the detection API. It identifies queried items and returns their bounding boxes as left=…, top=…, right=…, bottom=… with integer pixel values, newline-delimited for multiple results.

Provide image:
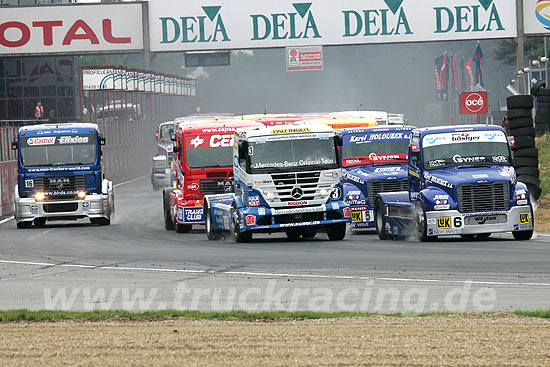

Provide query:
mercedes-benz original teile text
left=204, top=124, right=351, bottom=242
left=12, top=123, right=114, bottom=228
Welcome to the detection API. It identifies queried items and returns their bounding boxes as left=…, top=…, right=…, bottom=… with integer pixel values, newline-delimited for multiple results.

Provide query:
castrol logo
left=464, top=93, right=484, bottom=113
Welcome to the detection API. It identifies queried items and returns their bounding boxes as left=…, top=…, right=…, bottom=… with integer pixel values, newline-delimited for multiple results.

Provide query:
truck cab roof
left=338, top=125, right=414, bottom=136
left=19, top=123, right=99, bottom=136
left=415, top=124, right=505, bottom=138
left=179, top=120, right=264, bottom=135
left=236, top=123, right=335, bottom=140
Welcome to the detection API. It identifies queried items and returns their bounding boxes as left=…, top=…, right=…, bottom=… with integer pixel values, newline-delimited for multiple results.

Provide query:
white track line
left=0, top=176, right=148, bottom=225
left=2, top=259, right=550, bottom=287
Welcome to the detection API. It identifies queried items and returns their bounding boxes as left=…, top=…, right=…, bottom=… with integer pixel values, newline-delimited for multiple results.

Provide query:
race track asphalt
left=1, top=177, right=549, bottom=313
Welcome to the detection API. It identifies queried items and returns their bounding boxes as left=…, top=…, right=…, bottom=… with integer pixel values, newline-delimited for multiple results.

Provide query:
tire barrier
left=0, top=120, right=155, bottom=218
left=531, top=81, right=550, bottom=136
left=507, top=95, right=542, bottom=201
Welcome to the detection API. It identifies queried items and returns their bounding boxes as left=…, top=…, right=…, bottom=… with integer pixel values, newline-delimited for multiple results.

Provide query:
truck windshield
left=341, top=139, right=409, bottom=167
left=248, top=137, right=338, bottom=172
left=158, top=124, right=173, bottom=145
left=422, top=130, right=510, bottom=169
left=21, top=135, right=97, bottom=167
left=186, top=147, right=232, bottom=168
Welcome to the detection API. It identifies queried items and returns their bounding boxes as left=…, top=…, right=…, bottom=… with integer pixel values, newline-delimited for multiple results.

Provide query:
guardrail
left=0, top=119, right=156, bottom=218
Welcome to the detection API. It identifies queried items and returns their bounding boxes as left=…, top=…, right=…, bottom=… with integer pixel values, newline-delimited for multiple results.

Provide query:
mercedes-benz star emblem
left=291, top=188, right=303, bottom=200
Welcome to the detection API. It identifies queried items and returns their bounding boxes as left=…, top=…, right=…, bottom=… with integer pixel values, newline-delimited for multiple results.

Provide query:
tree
left=494, top=38, right=547, bottom=66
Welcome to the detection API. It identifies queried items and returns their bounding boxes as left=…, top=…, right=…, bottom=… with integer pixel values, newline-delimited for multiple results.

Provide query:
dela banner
left=148, top=0, right=517, bottom=52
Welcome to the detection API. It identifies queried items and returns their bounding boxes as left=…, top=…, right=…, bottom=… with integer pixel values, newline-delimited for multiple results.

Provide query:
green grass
left=537, top=134, right=550, bottom=199
left=0, top=309, right=545, bottom=323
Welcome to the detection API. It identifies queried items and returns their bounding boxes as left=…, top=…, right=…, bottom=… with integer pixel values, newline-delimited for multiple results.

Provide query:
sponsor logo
left=343, top=0, right=412, bottom=38
left=248, top=196, right=260, bottom=206
left=48, top=178, right=70, bottom=189
left=344, top=172, right=365, bottom=185
left=434, top=204, right=450, bottom=210
left=187, top=183, right=199, bottom=191
left=434, top=194, right=449, bottom=200
left=27, top=137, right=56, bottom=146
left=451, top=133, right=480, bottom=142
left=291, top=187, right=303, bottom=200
left=343, top=207, right=351, bottom=218
left=258, top=207, right=266, bottom=216
left=436, top=217, right=452, bottom=229
left=434, top=2, right=504, bottom=34
left=210, top=134, right=233, bottom=147
left=519, top=212, right=530, bottom=225
left=288, top=200, right=308, bottom=206
left=245, top=215, right=256, bottom=226
left=251, top=3, right=320, bottom=41
left=536, top=0, right=550, bottom=30
left=374, top=167, right=402, bottom=173
left=423, top=172, right=453, bottom=189
left=184, top=207, right=203, bottom=222
left=517, top=199, right=528, bottom=205
left=189, top=135, right=205, bottom=148
left=331, top=202, right=340, bottom=210
left=58, top=136, right=90, bottom=144
left=271, top=127, right=312, bottom=134
left=472, top=174, right=489, bottom=179
left=160, top=6, right=230, bottom=44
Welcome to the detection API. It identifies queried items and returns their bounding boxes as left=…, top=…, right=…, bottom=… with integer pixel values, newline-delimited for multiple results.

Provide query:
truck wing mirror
left=11, top=141, right=17, bottom=150
left=173, top=145, right=182, bottom=153
left=507, top=136, right=515, bottom=148
left=170, top=133, right=177, bottom=142
left=99, top=136, right=106, bottom=146
left=335, top=135, right=343, bottom=147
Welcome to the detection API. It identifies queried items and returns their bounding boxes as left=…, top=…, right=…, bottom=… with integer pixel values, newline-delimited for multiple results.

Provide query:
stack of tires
left=507, top=95, right=542, bottom=201
left=531, top=81, right=550, bottom=136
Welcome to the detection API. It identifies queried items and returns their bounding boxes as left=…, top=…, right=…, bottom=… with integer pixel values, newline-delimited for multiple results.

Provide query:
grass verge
left=0, top=309, right=545, bottom=323
left=535, top=134, right=550, bottom=232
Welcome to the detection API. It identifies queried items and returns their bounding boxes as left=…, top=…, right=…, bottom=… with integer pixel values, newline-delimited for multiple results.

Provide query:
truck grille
left=43, top=203, right=78, bottom=213
left=271, top=171, right=321, bottom=202
left=367, top=179, right=408, bottom=205
left=34, top=176, right=86, bottom=199
left=457, top=182, right=509, bottom=213
left=200, top=179, right=233, bottom=195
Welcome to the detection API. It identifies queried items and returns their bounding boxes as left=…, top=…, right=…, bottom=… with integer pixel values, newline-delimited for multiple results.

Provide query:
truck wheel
left=153, top=184, right=162, bottom=191
left=460, top=234, right=476, bottom=241
left=16, top=221, right=32, bottom=229
left=326, top=223, right=346, bottom=241
left=415, top=201, right=437, bottom=242
left=205, top=204, right=221, bottom=240
left=513, top=230, right=534, bottom=240
left=302, top=228, right=317, bottom=239
left=232, top=206, right=252, bottom=243
left=34, top=218, right=46, bottom=227
left=375, top=199, right=390, bottom=240
left=91, top=218, right=110, bottom=226
left=476, top=233, right=492, bottom=240
left=175, top=223, right=192, bottom=233
left=285, top=230, right=301, bottom=239
left=163, top=191, right=175, bottom=231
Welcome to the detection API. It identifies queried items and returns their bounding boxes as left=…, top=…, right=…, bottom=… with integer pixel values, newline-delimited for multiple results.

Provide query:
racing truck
left=163, top=120, right=263, bottom=233
left=11, top=123, right=114, bottom=228
left=152, top=120, right=177, bottom=191
left=374, top=125, right=534, bottom=241
left=339, top=126, right=414, bottom=229
left=203, top=124, right=351, bottom=242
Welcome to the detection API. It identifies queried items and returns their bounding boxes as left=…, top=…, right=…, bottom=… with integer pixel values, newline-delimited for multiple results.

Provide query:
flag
left=441, top=53, right=449, bottom=101
left=473, top=41, right=484, bottom=87
left=464, top=59, right=475, bottom=92
left=452, top=55, right=459, bottom=94
left=434, top=55, right=445, bottom=94
left=460, top=56, right=466, bottom=92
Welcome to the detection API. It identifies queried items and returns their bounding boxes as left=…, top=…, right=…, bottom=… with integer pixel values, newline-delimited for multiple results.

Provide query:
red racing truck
left=163, top=120, right=263, bottom=233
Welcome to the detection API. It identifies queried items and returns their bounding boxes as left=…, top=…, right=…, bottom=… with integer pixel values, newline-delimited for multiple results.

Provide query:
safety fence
left=0, top=119, right=156, bottom=217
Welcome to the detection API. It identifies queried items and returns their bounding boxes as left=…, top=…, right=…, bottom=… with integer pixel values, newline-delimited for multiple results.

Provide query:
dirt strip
left=1, top=313, right=549, bottom=366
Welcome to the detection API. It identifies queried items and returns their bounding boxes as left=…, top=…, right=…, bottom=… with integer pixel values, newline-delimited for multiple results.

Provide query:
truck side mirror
left=11, top=141, right=17, bottom=150
left=507, top=136, right=515, bottom=148
left=99, top=136, right=106, bottom=145
left=173, top=145, right=182, bottom=153
left=335, top=135, right=343, bottom=147
left=170, top=133, right=177, bottom=142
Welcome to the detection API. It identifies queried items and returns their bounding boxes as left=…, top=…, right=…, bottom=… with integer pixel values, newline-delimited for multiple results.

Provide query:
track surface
left=1, top=177, right=549, bottom=312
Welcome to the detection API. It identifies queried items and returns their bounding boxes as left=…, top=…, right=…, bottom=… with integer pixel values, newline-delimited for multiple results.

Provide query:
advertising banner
left=148, top=0, right=517, bottom=52
left=286, top=46, right=323, bottom=72
left=459, top=91, right=488, bottom=115
left=126, top=70, right=137, bottom=92
left=82, top=68, right=115, bottom=91
left=0, top=3, right=144, bottom=55
left=524, top=0, right=550, bottom=35
left=114, top=69, right=127, bottom=90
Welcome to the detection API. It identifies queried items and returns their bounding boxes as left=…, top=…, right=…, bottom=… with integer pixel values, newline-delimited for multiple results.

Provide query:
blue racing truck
left=11, top=123, right=114, bottom=228
left=339, top=126, right=414, bottom=229
left=373, top=125, right=534, bottom=241
left=203, top=124, right=351, bottom=242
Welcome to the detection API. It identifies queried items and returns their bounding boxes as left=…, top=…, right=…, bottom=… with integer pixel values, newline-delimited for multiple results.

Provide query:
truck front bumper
left=15, top=194, right=111, bottom=223
left=176, top=200, right=205, bottom=225
left=350, top=205, right=374, bottom=229
left=237, top=202, right=351, bottom=233
left=425, top=205, right=533, bottom=236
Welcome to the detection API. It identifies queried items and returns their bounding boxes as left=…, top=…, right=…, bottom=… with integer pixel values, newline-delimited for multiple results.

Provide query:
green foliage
left=494, top=37, right=548, bottom=66
left=537, top=134, right=550, bottom=198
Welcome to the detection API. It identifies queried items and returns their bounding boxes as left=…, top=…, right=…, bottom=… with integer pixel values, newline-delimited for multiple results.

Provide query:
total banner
left=0, top=3, right=144, bottom=55
left=148, top=0, right=517, bottom=52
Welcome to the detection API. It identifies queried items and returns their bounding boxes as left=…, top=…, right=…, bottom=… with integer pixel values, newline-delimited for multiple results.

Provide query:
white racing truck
left=203, top=124, right=351, bottom=242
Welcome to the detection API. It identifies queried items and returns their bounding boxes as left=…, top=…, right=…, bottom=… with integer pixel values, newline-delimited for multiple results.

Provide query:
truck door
left=408, top=132, right=422, bottom=197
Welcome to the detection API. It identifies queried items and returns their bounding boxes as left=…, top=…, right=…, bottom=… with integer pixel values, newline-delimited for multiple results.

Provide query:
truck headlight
left=320, top=188, right=329, bottom=196
left=265, top=192, right=275, bottom=200
left=77, top=191, right=86, bottom=199
left=35, top=192, right=45, bottom=201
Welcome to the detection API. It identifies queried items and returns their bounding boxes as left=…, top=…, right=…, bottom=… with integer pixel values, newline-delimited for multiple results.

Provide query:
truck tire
left=513, top=157, right=539, bottom=168
left=515, top=167, right=540, bottom=178
left=16, top=221, right=32, bottom=229
left=507, top=109, right=532, bottom=120
left=326, top=223, right=346, bottom=241
left=163, top=191, right=175, bottom=231
left=513, top=206, right=534, bottom=241
left=175, top=223, right=192, bottom=233
left=205, top=203, right=222, bottom=240
left=232, top=206, right=252, bottom=243
left=285, top=229, right=301, bottom=239
left=509, top=127, right=536, bottom=137
left=34, top=218, right=46, bottom=227
left=513, top=147, right=538, bottom=158
left=512, top=136, right=535, bottom=149
left=415, top=201, right=437, bottom=242
left=302, top=228, right=317, bottom=239
left=375, top=199, right=390, bottom=240
left=91, top=217, right=110, bottom=226
left=507, top=95, right=533, bottom=109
